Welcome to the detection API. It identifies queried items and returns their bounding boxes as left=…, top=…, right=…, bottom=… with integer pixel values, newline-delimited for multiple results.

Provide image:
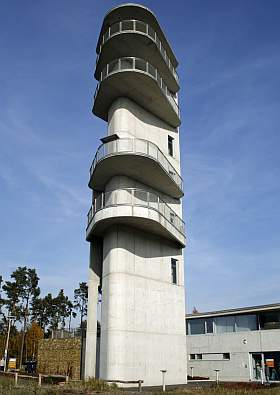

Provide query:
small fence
left=0, top=372, right=144, bottom=391
left=0, top=371, right=69, bottom=386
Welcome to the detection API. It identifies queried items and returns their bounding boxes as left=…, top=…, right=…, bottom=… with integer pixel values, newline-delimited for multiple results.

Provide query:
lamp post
left=4, top=315, right=15, bottom=371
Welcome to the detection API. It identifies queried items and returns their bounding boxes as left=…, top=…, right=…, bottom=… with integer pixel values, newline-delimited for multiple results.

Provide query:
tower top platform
left=96, top=3, right=178, bottom=68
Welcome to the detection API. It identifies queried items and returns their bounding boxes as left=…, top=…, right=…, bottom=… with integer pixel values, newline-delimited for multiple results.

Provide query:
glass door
left=251, top=353, right=263, bottom=381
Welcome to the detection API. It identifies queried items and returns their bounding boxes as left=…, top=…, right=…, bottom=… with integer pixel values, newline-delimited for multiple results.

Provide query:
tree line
left=0, top=266, right=88, bottom=367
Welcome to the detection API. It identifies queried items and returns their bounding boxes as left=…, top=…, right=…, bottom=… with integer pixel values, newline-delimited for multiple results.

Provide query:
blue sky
left=0, top=0, right=280, bottom=313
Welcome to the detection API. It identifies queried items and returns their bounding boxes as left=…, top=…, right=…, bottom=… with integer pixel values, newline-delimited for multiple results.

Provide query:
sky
left=0, top=0, right=280, bottom=314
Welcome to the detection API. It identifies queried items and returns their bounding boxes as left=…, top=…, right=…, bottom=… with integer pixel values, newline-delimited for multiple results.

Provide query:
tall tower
left=85, top=4, right=186, bottom=386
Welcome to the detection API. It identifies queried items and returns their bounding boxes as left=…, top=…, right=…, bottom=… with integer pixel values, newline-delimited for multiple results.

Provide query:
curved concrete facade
left=85, top=4, right=186, bottom=386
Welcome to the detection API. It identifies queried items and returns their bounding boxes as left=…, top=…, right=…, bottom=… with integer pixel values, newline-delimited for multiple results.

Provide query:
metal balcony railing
left=97, top=19, right=179, bottom=83
left=94, top=57, right=179, bottom=117
left=89, top=137, right=183, bottom=192
left=87, top=188, right=185, bottom=236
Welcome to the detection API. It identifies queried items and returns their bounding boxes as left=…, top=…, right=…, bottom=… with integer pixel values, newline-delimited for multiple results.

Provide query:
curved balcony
left=93, top=57, right=180, bottom=128
left=89, top=138, right=183, bottom=199
left=86, top=188, right=185, bottom=247
left=95, top=19, right=179, bottom=92
left=97, top=4, right=178, bottom=68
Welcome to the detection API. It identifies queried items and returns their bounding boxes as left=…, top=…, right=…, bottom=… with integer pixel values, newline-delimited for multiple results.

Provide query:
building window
left=259, top=311, right=280, bottom=330
left=168, top=135, right=174, bottom=156
left=196, top=354, right=202, bottom=360
left=215, top=316, right=235, bottom=334
left=235, top=314, right=257, bottom=332
left=190, top=354, right=195, bottom=360
left=171, top=258, right=177, bottom=284
left=189, top=319, right=205, bottom=335
left=206, top=318, right=214, bottom=333
left=223, top=353, right=230, bottom=360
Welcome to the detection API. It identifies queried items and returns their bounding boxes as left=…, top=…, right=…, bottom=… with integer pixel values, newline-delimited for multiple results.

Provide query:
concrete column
left=85, top=241, right=102, bottom=379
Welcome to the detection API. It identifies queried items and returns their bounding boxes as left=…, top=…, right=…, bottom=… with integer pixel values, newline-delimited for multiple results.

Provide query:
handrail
left=97, top=56, right=179, bottom=117
left=87, top=188, right=185, bottom=236
left=89, top=137, right=183, bottom=192
left=97, top=19, right=178, bottom=83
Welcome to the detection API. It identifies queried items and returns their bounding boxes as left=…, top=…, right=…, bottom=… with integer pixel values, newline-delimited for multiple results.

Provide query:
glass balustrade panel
left=134, top=189, right=148, bottom=206
left=148, top=63, right=156, bottom=79
left=117, top=139, right=133, bottom=152
left=148, top=192, right=159, bottom=211
left=120, top=57, right=133, bottom=70
left=110, top=22, right=120, bottom=36
left=104, top=191, right=114, bottom=207
left=148, top=25, right=155, bottom=40
left=135, top=58, right=147, bottom=72
left=104, top=30, right=109, bottom=42
left=135, top=20, right=146, bottom=33
left=95, top=195, right=102, bottom=211
left=119, top=189, right=133, bottom=205
left=134, top=139, right=147, bottom=155
left=104, top=140, right=117, bottom=156
left=147, top=141, right=157, bottom=159
left=108, top=59, right=119, bottom=74
left=121, top=20, right=134, bottom=31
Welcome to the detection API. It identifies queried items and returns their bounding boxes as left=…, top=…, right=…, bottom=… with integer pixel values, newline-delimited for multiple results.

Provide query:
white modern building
left=85, top=4, right=186, bottom=386
left=186, top=303, right=280, bottom=382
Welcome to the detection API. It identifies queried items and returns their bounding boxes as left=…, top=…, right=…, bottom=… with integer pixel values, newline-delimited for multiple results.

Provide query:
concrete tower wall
left=108, top=98, right=181, bottom=172
left=107, top=98, right=182, bottom=217
left=100, top=225, right=186, bottom=385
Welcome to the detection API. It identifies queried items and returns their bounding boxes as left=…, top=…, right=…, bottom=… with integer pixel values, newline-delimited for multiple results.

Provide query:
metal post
left=38, top=374, right=42, bottom=387
left=160, top=370, right=167, bottom=391
left=15, top=372, right=18, bottom=386
left=214, top=369, right=220, bottom=384
left=190, top=366, right=194, bottom=379
left=260, top=368, right=264, bottom=385
left=138, top=380, right=142, bottom=392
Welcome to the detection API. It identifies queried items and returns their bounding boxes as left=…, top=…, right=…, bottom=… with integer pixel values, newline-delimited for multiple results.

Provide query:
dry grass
left=0, top=376, right=280, bottom=395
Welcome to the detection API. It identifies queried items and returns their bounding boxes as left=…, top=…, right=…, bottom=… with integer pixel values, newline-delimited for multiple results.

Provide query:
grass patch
left=0, top=375, right=280, bottom=395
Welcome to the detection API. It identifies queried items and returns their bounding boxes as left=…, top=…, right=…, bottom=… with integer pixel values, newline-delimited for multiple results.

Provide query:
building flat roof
left=186, top=302, right=280, bottom=320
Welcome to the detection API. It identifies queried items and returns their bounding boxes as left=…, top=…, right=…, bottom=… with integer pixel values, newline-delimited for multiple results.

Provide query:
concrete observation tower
left=85, top=4, right=186, bottom=386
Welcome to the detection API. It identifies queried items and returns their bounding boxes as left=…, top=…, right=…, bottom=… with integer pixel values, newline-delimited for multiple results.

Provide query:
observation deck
left=86, top=188, right=185, bottom=247
left=93, top=57, right=180, bottom=128
left=96, top=4, right=178, bottom=68
left=95, top=19, right=179, bottom=92
left=89, top=137, right=183, bottom=198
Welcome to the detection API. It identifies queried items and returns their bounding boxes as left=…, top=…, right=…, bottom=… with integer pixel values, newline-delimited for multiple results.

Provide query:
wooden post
left=14, top=372, right=18, bottom=386
left=66, top=375, right=69, bottom=384
left=38, top=374, right=42, bottom=387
